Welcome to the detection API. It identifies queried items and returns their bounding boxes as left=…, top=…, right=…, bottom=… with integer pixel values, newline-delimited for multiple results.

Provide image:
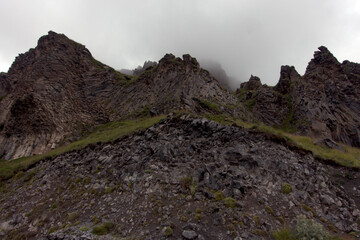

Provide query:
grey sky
left=0, top=0, right=359, bottom=87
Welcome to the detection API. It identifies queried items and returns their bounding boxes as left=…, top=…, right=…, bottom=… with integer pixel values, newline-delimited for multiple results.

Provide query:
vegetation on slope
left=0, top=115, right=166, bottom=180
left=180, top=106, right=360, bottom=170
left=235, top=120, right=360, bottom=169
left=1, top=109, right=359, bottom=183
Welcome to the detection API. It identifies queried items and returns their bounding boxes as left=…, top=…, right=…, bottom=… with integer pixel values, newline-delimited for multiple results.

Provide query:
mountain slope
left=109, top=54, right=240, bottom=118
left=0, top=31, right=241, bottom=160
left=237, top=46, right=360, bottom=148
left=0, top=116, right=358, bottom=239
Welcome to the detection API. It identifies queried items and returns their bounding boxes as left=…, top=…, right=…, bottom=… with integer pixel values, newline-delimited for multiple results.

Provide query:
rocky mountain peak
left=274, top=65, right=301, bottom=94
left=8, top=31, right=92, bottom=77
left=240, top=75, right=262, bottom=90
left=182, top=54, right=200, bottom=68
left=305, top=46, right=340, bottom=74
left=158, top=53, right=200, bottom=71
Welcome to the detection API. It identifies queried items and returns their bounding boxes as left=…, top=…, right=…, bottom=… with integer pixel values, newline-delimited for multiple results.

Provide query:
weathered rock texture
left=0, top=116, right=358, bottom=239
left=109, top=53, right=240, bottom=118
left=0, top=31, right=126, bottom=160
left=0, top=31, right=240, bottom=160
left=237, top=46, right=360, bottom=147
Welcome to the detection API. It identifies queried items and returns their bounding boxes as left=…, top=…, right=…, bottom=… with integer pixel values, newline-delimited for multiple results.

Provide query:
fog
left=0, top=0, right=359, bottom=88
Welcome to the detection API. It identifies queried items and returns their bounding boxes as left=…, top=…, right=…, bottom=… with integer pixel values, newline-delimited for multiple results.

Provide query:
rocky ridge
left=0, top=31, right=240, bottom=160
left=0, top=115, right=359, bottom=239
left=237, top=46, right=360, bottom=147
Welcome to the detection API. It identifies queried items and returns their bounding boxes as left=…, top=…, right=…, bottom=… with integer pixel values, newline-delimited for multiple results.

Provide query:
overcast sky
left=0, top=0, right=359, bottom=86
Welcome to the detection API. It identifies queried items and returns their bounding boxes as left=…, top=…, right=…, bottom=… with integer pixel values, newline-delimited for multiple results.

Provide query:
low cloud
left=0, top=0, right=359, bottom=87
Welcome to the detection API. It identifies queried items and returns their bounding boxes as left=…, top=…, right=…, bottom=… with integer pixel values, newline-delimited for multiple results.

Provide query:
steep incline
left=293, top=46, right=360, bottom=147
left=0, top=116, right=358, bottom=239
left=237, top=46, right=360, bottom=147
left=109, top=54, right=239, bottom=117
left=0, top=31, right=126, bottom=160
left=0, top=31, right=241, bottom=160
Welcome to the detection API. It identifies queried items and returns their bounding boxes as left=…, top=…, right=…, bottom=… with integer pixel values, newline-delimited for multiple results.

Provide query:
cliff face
left=294, top=46, right=360, bottom=147
left=237, top=46, right=360, bottom=147
left=0, top=31, right=126, bottom=159
left=0, top=32, right=240, bottom=160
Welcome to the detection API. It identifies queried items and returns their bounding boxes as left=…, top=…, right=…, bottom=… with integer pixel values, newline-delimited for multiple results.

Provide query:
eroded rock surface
left=0, top=31, right=241, bottom=160
left=0, top=116, right=358, bottom=239
left=237, top=46, right=360, bottom=147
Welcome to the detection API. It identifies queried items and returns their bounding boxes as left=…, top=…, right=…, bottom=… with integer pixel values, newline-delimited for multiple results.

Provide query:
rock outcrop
left=0, top=31, right=126, bottom=160
left=109, top=53, right=241, bottom=118
left=293, top=46, right=360, bottom=147
left=0, top=31, right=242, bottom=160
left=0, top=116, right=359, bottom=239
left=237, top=46, right=360, bottom=147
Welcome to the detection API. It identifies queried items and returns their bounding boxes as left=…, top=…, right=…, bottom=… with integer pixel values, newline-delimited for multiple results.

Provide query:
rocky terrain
left=0, top=115, right=359, bottom=239
left=237, top=46, right=360, bottom=148
left=0, top=31, right=360, bottom=240
left=0, top=31, right=241, bottom=160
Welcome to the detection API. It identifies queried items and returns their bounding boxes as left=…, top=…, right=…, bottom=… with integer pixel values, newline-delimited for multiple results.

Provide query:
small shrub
left=80, top=226, right=89, bottom=231
left=265, top=206, right=274, bottom=216
left=194, top=213, right=203, bottom=221
left=281, top=183, right=293, bottom=194
left=92, top=222, right=114, bottom=236
left=213, top=191, right=225, bottom=201
left=180, top=215, right=188, bottom=222
left=164, top=226, right=173, bottom=237
left=105, top=186, right=115, bottom=194
left=68, top=212, right=79, bottom=222
left=223, top=197, right=237, bottom=208
left=295, top=216, right=327, bottom=240
left=75, top=177, right=82, bottom=184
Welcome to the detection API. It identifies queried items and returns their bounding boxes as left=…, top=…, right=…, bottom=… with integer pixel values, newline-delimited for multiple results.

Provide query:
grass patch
left=195, top=98, right=220, bottom=111
left=164, top=226, right=173, bottom=237
left=92, top=222, right=114, bottom=236
left=288, top=134, right=360, bottom=168
left=281, top=183, right=293, bottom=194
left=0, top=115, right=166, bottom=181
left=272, top=228, right=296, bottom=240
left=233, top=119, right=360, bottom=169
left=212, top=190, right=225, bottom=201
left=223, top=197, right=237, bottom=208
left=203, top=113, right=234, bottom=125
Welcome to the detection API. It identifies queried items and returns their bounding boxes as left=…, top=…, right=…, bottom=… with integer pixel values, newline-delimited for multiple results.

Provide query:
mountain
left=0, top=31, right=124, bottom=160
left=237, top=46, right=360, bottom=148
left=0, top=32, right=360, bottom=240
left=0, top=31, right=242, bottom=160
